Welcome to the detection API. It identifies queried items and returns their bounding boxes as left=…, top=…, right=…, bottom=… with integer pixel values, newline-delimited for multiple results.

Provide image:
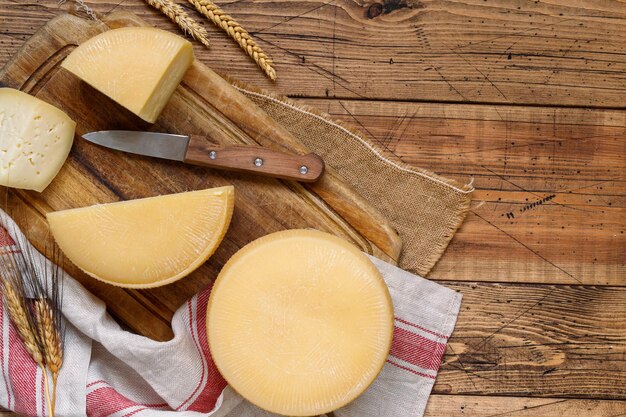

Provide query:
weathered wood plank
left=297, top=98, right=626, bottom=285
left=425, top=395, right=626, bottom=416
left=2, top=0, right=626, bottom=107
left=435, top=282, right=626, bottom=399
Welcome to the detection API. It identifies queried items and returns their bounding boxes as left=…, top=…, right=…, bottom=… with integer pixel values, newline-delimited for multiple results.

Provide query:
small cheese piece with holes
left=207, top=229, right=394, bottom=416
left=61, top=27, right=194, bottom=123
left=0, top=88, right=75, bottom=192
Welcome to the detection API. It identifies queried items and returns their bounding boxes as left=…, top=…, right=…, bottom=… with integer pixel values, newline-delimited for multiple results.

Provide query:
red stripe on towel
left=8, top=327, right=38, bottom=416
left=86, top=380, right=107, bottom=389
left=390, top=326, right=447, bottom=371
left=87, top=387, right=139, bottom=417
left=188, top=288, right=227, bottom=412
left=394, top=317, right=448, bottom=339
left=0, top=227, right=15, bottom=248
left=86, top=386, right=168, bottom=417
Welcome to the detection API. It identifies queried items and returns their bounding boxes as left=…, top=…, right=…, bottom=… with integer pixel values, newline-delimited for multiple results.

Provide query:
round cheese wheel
left=207, top=229, right=393, bottom=416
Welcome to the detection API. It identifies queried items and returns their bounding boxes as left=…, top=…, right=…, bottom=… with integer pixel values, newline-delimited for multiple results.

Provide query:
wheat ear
left=1, top=279, right=54, bottom=415
left=2, top=280, right=43, bottom=365
left=36, top=299, right=62, bottom=415
left=0, top=229, right=65, bottom=416
left=187, top=0, right=276, bottom=80
left=144, top=0, right=211, bottom=48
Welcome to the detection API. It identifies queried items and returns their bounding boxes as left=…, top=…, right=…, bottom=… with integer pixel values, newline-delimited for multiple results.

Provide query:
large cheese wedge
left=47, top=186, right=234, bottom=288
left=61, top=27, right=193, bottom=123
left=0, top=88, right=75, bottom=192
left=208, top=229, right=393, bottom=416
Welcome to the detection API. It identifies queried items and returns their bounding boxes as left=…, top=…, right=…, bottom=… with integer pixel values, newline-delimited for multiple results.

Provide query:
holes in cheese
left=207, top=229, right=393, bottom=416
left=0, top=88, right=75, bottom=192
left=47, top=186, right=234, bottom=288
left=61, top=27, right=194, bottom=123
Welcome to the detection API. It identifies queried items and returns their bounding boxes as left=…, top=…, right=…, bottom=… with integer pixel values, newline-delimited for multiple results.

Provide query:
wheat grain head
left=187, top=0, right=276, bottom=80
left=144, top=0, right=211, bottom=48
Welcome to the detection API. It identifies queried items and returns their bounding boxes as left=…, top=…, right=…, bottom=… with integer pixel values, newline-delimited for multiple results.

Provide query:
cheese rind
left=207, top=229, right=393, bottom=416
left=61, top=27, right=193, bottom=123
left=47, top=186, right=234, bottom=288
left=0, top=88, right=75, bottom=192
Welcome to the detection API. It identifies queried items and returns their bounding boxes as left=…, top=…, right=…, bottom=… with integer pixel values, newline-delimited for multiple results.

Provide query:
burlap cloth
left=233, top=86, right=473, bottom=276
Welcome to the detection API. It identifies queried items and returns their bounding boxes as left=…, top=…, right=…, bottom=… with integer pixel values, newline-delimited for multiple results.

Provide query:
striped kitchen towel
left=0, top=212, right=461, bottom=417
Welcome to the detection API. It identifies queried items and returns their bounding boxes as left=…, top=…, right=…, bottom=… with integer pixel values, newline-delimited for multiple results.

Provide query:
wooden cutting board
left=0, top=12, right=401, bottom=341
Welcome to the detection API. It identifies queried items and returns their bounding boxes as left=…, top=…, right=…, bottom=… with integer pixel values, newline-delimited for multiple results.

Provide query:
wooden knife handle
left=184, top=135, right=324, bottom=182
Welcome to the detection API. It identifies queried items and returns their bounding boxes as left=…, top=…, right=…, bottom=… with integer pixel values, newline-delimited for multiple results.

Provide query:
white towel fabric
left=0, top=212, right=461, bottom=417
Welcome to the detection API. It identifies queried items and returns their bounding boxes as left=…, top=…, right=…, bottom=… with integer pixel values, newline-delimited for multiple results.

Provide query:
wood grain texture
left=2, top=1, right=626, bottom=107
left=425, top=395, right=626, bottom=416
left=297, top=98, right=626, bottom=286
left=435, top=282, right=626, bottom=398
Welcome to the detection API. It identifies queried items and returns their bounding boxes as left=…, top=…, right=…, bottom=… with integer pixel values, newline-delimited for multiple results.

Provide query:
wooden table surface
left=1, top=0, right=625, bottom=416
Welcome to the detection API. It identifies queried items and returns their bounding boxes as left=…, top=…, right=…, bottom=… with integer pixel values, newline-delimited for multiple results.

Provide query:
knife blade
left=82, top=130, right=324, bottom=182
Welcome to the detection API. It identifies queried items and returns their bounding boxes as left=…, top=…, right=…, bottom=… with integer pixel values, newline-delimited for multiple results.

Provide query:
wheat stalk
left=144, top=0, right=211, bottom=48
left=0, top=232, right=64, bottom=417
left=58, top=0, right=99, bottom=21
left=36, top=298, right=63, bottom=413
left=1, top=253, right=54, bottom=416
left=2, top=279, right=43, bottom=365
left=75, top=0, right=98, bottom=21
left=187, top=0, right=276, bottom=80
left=36, top=279, right=63, bottom=376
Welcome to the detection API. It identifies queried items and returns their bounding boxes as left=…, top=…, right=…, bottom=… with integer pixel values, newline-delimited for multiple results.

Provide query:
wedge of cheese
left=0, top=88, right=75, bottom=192
left=207, top=229, right=393, bottom=416
left=47, top=186, right=234, bottom=288
left=61, top=27, right=194, bottom=123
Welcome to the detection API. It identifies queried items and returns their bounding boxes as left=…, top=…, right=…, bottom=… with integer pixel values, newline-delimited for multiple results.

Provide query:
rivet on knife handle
left=184, top=136, right=324, bottom=182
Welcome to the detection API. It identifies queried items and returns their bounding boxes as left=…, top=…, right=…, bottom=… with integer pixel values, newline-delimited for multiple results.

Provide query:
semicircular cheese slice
left=61, top=27, right=194, bottom=123
left=207, top=229, right=393, bottom=416
left=47, top=186, right=234, bottom=288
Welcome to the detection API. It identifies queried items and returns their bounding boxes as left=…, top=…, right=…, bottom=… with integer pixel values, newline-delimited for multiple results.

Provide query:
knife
left=82, top=130, right=325, bottom=182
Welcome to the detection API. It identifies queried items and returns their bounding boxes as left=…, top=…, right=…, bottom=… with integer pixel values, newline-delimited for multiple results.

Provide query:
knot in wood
left=366, top=3, right=383, bottom=18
